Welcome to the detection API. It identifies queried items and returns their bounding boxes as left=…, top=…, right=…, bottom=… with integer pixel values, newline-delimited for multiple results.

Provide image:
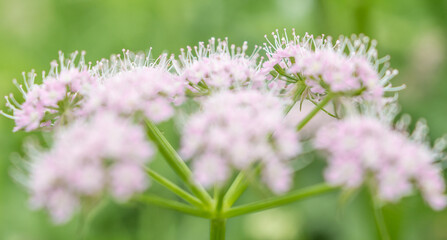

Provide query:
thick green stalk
left=223, top=184, right=337, bottom=218
left=210, top=218, right=226, bottom=240
left=146, top=168, right=203, bottom=208
left=210, top=186, right=227, bottom=240
left=144, top=119, right=212, bottom=206
left=296, top=92, right=335, bottom=131
left=136, top=195, right=211, bottom=218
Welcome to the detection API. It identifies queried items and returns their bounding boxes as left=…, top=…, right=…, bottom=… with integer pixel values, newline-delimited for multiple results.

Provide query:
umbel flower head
left=82, top=50, right=185, bottom=123
left=28, top=112, right=153, bottom=223
left=172, top=38, right=266, bottom=96
left=1, top=51, right=97, bottom=132
left=262, top=29, right=401, bottom=101
left=181, top=89, right=301, bottom=193
left=315, top=115, right=447, bottom=210
left=82, top=67, right=184, bottom=123
left=2, top=30, right=446, bottom=234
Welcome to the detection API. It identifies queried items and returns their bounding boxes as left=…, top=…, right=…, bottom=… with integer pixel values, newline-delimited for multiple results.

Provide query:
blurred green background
left=1, top=0, right=446, bottom=239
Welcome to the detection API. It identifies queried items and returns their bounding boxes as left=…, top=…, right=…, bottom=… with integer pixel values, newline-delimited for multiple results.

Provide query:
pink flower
left=28, top=112, right=154, bottom=223
left=1, top=51, right=97, bottom=131
left=13, top=101, right=46, bottom=132
left=82, top=67, right=184, bottom=123
left=181, top=90, right=301, bottom=193
left=110, top=163, right=149, bottom=202
left=44, top=189, right=79, bottom=224
left=192, top=153, right=230, bottom=187
left=172, top=38, right=265, bottom=95
left=262, top=160, right=294, bottom=194
left=315, top=116, right=447, bottom=210
left=262, top=29, right=400, bottom=101
left=39, top=78, right=67, bottom=107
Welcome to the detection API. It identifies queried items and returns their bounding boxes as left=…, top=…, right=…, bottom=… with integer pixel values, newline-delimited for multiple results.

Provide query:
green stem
left=274, top=64, right=299, bottom=82
left=308, top=98, right=337, bottom=118
left=146, top=168, right=203, bottom=208
left=210, top=218, right=226, bottom=240
left=373, top=206, right=390, bottom=240
left=223, top=172, right=248, bottom=208
left=210, top=186, right=226, bottom=240
left=214, top=186, right=225, bottom=215
left=223, top=184, right=337, bottom=218
left=222, top=164, right=263, bottom=209
left=369, top=188, right=390, bottom=240
left=136, top=195, right=211, bottom=218
left=144, top=119, right=212, bottom=206
left=296, top=92, right=335, bottom=131
left=285, top=83, right=306, bottom=114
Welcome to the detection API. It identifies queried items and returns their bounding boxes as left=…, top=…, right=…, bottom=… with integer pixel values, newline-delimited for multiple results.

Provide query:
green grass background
left=0, top=0, right=447, bottom=239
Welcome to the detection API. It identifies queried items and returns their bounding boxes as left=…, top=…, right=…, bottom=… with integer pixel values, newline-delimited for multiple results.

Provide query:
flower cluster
left=262, top=29, right=400, bottom=100
left=181, top=90, right=301, bottom=193
left=82, top=66, right=184, bottom=123
left=1, top=51, right=97, bottom=131
left=172, top=38, right=265, bottom=95
left=29, top=113, right=153, bottom=223
left=315, top=116, right=446, bottom=210
left=2, top=30, right=446, bottom=228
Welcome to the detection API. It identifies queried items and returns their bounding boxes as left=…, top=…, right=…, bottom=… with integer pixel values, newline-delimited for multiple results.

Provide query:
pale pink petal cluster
left=82, top=67, right=184, bottom=123
left=173, top=38, right=265, bottom=94
left=262, top=29, right=400, bottom=100
left=181, top=90, right=301, bottom=193
left=288, top=50, right=383, bottom=98
left=2, top=31, right=446, bottom=229
left=28, top=112, right=153, bottom=223
left=315, top=116, right=446, bottom=210
left=1, top=52, right=97, bottom=131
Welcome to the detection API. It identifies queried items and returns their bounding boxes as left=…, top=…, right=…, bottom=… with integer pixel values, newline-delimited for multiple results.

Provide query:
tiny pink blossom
left=173, top=38, right=265, bottom=95
left=262, top=30, right=400, bottom=101
left=110, top=163, right=149, bottom=202
left=45, top=189, right=80, bottom=224
left=28, top=112, right=154, bottom=223
left=262, top=160, right=294, bottom=194
left=315, top=116, right=447, bottom=210
left=2, top=51, right=98, bottom=131
left=82, top=67, right=184, bottom=123
left=181, top=90, right=301, bottom=193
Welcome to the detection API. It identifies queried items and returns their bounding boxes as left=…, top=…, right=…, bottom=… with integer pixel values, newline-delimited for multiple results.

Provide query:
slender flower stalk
left=145, top=168, right=203, bottom=208
left=223, top=171, right=249, bottom=208
left=284, top=82, right=306, bottom=114
left=369, top=184, right=390, bottom=240
left=145, top=119, right=213, bottom=206
left=296, top=92, right=335, bottom=130
left=136, top=194, right=212, bottom=218
left=223, top=184, right=337, bottom=218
